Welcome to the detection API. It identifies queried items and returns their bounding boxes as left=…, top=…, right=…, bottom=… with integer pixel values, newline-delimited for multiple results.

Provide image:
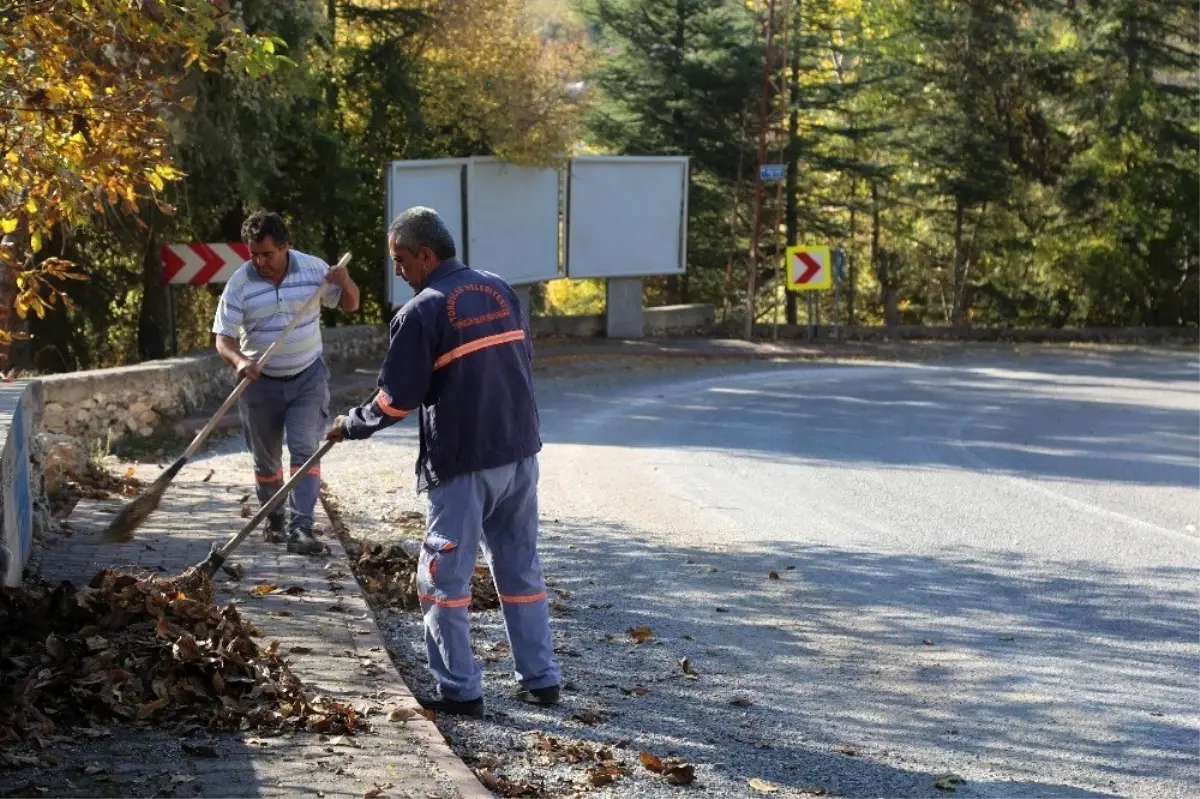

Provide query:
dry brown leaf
left=284, top=586, right=307, bottom=595
left=640, top=751, right=665, bottom=773
left=627, top=625, right=654, bottom=643
left=749, top=777, right=780, bottom=793
left=124, top=466, right=136, bottom=479
left=768, top=571, right=780, bottom=579
left=571, top=710, right=603, bottom=725
left=585, top=761, right=626, bottom=787
left=388, top=708, right=418, bottom=723
left=363, top=784, right=393, bottom=799
left=248, top=584, right=277, bottom=597
left=240, top=505, right=251, bottom=518
left=664, top=761, right=696, bottom=786
left=137, top=697, right=168, bottom=719
left=680, top=657, right=698, bottom=678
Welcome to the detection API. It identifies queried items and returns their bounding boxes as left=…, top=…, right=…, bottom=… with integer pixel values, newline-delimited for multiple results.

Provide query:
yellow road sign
left=786, top=245, right=832, bottom=291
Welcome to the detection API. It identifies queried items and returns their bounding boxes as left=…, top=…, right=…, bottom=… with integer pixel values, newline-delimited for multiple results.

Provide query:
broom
left=101, top=252, right=352, bottom=543
left=157, top=388, right=376, bottom=599
left=158, top=438, right=340, bottom=600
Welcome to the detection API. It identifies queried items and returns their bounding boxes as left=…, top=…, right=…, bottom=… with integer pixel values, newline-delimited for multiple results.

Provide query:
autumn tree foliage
left=0, top=0, right=284, bottom=357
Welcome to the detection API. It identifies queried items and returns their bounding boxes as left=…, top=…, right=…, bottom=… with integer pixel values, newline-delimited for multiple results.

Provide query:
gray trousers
left=418, top=456, right=560, bottom=701
left=237, top=358, right=330, bottom=532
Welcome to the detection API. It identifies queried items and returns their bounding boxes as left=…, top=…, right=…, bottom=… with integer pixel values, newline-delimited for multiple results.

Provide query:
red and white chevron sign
left=161, top=243, right=251, bottom=285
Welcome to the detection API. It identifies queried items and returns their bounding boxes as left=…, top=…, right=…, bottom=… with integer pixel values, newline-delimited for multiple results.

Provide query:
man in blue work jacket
left=325, top=206, right=560, bottom=717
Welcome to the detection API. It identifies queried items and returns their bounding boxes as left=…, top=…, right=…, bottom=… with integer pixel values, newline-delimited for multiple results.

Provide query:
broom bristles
left=100, top=458, right=185, bottom=542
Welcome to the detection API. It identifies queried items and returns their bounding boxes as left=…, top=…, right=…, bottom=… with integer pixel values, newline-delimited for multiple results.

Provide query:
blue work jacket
left=341, top=259, right=542, bottom=491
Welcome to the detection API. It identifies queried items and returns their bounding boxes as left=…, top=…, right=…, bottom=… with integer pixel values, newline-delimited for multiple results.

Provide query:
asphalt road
left=526, top=348, right=1199, bottom=798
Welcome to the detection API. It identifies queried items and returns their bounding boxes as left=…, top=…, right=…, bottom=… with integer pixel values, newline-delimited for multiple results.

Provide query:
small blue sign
left=759, top=164, right=786, bottom=182
left=833, top=248, right=847, bottom=282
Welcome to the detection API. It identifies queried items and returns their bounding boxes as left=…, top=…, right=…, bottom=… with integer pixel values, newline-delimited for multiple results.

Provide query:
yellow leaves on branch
left=417, top=0, right=592, bottom=166
left=0, top=0, right=286, bottom=326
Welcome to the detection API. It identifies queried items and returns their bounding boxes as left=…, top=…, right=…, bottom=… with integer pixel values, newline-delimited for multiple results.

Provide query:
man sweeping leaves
left=214, top=210, right=361, bottom=555
left=326, top=207, right=560, bottom=717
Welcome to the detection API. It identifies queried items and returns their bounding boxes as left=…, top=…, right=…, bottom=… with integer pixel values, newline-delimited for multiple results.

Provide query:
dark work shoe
left=514, top=685, right=560, bottom=706
left=264, top=515, right=286, bottom=544
left=416, top=695, right=485, bottom=718
left=286, top=527, right=324, bottom=555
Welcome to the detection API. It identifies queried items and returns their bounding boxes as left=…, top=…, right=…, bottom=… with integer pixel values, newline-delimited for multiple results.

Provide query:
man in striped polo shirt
left=213, top=210, right=360, bottom=554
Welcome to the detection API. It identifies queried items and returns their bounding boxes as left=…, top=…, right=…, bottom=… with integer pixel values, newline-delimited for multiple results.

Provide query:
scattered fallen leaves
left=350, top=541, right=499, bottom=611
left=768, top=571, right=779, bottom=580
left=0, top=571, right=369, bottom=743
left=584, top=760, right=626, bottom=787
left=640, top=752, right=695, bottom=786
left=749, top=777, right=780, bottom=793
left=475, top=769, right=540, bottom=797
left=240, top=505, right=251, bottom=518
left=627, top=625, right=654, bottom=643
left=248, top=584, right=277, bottom=597
left=388, top=708, right=418, bottom=723
left=934, top=773, right=965, bottom=791
left=532, top=732, right=613, bottom=767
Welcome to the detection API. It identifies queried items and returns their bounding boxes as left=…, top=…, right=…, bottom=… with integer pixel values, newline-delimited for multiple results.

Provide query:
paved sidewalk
left=18, top=458, right=488, bottom=799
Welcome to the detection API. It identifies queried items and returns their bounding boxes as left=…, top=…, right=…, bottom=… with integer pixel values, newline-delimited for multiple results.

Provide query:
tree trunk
left=871, top=180, right=899, bottom=327
left=784, top=0, right=801, bottom=325
left=951, top=197, right=966, bottom=325
left=847, top=177, right=857, bottom=326
left=137, top=212, right=170, bottom=361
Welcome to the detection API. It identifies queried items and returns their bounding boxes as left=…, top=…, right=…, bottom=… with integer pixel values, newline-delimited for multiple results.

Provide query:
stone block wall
left=37, top=324, right=390, bottom=446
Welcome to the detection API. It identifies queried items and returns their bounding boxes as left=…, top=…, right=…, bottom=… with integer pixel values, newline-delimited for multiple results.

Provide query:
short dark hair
left=388, top=206, right=456, bottom=260
left=242, top=210, right=290, bottom=246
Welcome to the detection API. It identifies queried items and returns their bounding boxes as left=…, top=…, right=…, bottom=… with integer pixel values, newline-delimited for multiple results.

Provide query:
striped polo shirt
left=212, top=249, right=343, bottom=378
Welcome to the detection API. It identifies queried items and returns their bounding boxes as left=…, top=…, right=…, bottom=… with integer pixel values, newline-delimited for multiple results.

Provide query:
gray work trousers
left=237, top=358, right=330, bottom=532
left=419, top=456, right=560, bottom=701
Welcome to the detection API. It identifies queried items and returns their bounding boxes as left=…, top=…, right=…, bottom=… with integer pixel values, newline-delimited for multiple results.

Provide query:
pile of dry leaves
left=0, top=569, right=368, bottom=749
left=49, top=462, right=143, bottom=518
left=350, top=541, right=499, bottom=611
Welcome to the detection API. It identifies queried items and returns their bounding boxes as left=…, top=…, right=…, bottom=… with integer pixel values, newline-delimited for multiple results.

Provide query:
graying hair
left=388, top=206, right=456, bottom=260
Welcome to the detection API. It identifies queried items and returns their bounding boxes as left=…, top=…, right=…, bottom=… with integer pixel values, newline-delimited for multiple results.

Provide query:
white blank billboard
left=385, top=159, right=466, bottom=308
left=466, top=157, right=561, bottom=286
left=566, top=156, right=688, bottom=279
